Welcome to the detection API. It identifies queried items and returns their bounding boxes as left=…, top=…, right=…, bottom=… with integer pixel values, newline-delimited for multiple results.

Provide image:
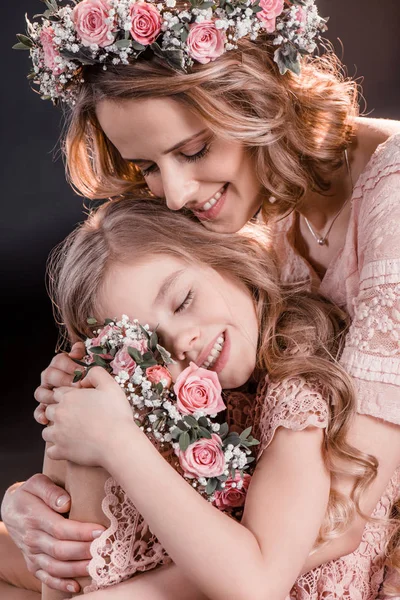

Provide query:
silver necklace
left=304, top=148, right=354, bottom=246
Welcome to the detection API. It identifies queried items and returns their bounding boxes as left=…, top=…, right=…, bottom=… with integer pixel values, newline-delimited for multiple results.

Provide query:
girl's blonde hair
left=48, top=196, right=399, bottom=575
left=65, top=35, right=359, bottom=218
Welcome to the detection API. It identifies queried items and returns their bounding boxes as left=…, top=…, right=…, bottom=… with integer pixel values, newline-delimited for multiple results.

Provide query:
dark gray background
left=1, top=0, right=399, bottom=506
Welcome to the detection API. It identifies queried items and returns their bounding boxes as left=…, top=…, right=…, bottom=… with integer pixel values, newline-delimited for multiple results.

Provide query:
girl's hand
left=43, top=367, right=134, bottom=467
left=34, top=342, right=86, bottom=425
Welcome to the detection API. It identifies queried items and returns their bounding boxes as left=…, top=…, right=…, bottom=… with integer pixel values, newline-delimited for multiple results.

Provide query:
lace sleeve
left=254, top=377, right=329, bottom=459
left=339, top=164, right=400, bottom=425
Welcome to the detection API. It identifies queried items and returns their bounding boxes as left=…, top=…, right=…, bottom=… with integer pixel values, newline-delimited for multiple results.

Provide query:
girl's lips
left=210, top=330, right=230, bottom=374
left=192, top=185, right=228, bottom=221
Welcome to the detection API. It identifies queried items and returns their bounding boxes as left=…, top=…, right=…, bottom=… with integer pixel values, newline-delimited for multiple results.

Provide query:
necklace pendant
left=317, top=238, right=325, bottom=246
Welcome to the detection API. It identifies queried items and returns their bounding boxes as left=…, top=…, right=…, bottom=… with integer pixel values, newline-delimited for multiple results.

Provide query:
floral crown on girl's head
left=14, top=0, right=327, bottom=106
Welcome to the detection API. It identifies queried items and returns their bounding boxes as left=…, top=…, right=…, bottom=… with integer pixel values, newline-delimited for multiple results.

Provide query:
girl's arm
left=42, top=447, right=110, bottom=600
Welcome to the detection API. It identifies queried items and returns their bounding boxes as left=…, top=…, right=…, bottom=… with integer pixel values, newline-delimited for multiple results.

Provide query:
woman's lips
left=192, top=185, right=228, bottom=221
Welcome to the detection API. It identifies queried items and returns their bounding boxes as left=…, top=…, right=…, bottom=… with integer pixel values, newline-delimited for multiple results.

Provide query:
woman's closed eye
left=175, top=290, right=194, bottom=314
left=140, top=143, right=212, bottom=177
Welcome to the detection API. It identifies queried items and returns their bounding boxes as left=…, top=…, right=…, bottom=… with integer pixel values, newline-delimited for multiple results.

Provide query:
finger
left=50, top=352, right=83, bottom=375
left=35, top=531, right=93, bottom=562
left=44, top=405, right=56, bottom=423
left=69, top=342, right=86, bottom=359
left=22, top=474, right=71, bottom=513
left=34, top=569, right=81, bottom=595
left=35, top=555, right=91, bottom=579
left=40, top=367, right=76, bottom=390
left=81, top=366, right=114, bottom=390
left=34, top=404, right=49, bottom=425
left=34, top=385, right=56, bottom=405
left=39, top=514, right=105, bottom=543
left=52, top=386, right=74, bottom=404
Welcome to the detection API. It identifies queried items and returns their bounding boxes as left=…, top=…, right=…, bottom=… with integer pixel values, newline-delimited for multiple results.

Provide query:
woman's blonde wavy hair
left=65, top=35, right=359, bottom=218
left=48, top=197, right=398, bottom=583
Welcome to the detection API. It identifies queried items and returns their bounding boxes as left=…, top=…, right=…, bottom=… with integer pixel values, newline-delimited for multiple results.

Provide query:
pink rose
left=295, top=7, right=307, bottom=32
left=110, top=345, right=137, bottom=376
left=90, top=325, right=118, bottom=348
left=177, top=434, right=225, bottom=478
left=146, top=365, right=172, bottom=388
left=40, top=27, right=62, bottom=74
left=213, top=473, right=251, bottom=509
left=174, top=362, right=225, bottom=416
left=129, top=2, right=162, bottom=46
left=186, top=20, right=225, bottom=65
left=256, top=0, right=284, bottom=33
left=73, top=0, right=115, bottom=48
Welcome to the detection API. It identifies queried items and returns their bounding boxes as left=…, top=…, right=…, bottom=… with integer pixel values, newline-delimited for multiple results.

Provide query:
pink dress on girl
left=85, top=134, right=400, bottom=598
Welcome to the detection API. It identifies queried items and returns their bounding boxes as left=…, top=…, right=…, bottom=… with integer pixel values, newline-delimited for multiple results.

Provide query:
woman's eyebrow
left=125, top=129, right=208, bottom=163
left=154, top=269, right=185, bottom=305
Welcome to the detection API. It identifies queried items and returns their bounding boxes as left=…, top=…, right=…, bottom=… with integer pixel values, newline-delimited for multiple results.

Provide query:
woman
left=2, top=0, right=400, bottom=595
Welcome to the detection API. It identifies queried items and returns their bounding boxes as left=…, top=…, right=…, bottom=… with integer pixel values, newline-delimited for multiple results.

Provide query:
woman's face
left=96, top=97, right=262, bottom=233
left=99, top=254, right=259, bottom=388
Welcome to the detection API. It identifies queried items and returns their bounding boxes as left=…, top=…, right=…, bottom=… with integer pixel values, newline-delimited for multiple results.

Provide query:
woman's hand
left=34, top=343, right=86, bottom=425
left=43, top=367, right=134, bottom=467
left=1, top=475, right=105, bottom=594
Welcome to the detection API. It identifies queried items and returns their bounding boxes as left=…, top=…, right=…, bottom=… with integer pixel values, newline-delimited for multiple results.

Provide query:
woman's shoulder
left=353, top=117, right=400, bottom=199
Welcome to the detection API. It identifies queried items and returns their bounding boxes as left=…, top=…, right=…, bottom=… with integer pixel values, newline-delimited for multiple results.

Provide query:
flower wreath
left=74, top=315, right=259, bottom=513
left=14, top=0, right=327, bottom=105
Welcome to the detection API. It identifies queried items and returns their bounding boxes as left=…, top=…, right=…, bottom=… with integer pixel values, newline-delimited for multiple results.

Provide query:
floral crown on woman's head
left=14, top=0, right=327, bottom=105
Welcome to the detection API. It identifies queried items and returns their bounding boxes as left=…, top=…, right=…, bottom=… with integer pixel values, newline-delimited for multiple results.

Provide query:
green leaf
left=89, top=345, right=107, bottom=355
left=219, top=422, right=229, bottom=438
left=176, top=420, right=189, bottom=432
left=171, top=427, right=181, bottom=440
left=205, top=478, right=218, bottom=495
left=27, top=72, right=37, bottom=79
left=141, top=359, right=158, bottom=369
left=154, top=382, right=164, bottom=394
left=115, top=39, right=132, bottom=48
left=131, top=40, right=146, bottom=51
left=223, top=434, right=241, bottom=447
left=198, top=416, right=209, bottom=428
left=73, top=370, right=83, bottom=383
left=172, top=23, right=184, bottom=32
left=93, top=354, right=108, bottom=368
left=13, top=42, right=31, bottom=50
left=156, top=344, right=176, bottom=365
left=179, top=431, right=191, bottom=451
left=149, top=332, right=158, bottom=351
left=87, top=317, right=97, bottom=325
left=183, top=415, right=198, bottom=429
left=246, top=456, right=255, bottom=464
left=104, top=318, right=115, bottom=325
left=17, top=34, right=34, bottom=48
left=189, top=429, right=198, bottom=443
left=198, top=1, right=215, bottom=7
left=198, top=426, right=212, bottom=439
left=274, top=44, right=301, bottom=76
left=71, top=358, right=88, bottom=367
left=180, top=28, right=189, bottom=43
left=134, top=419, right=142, bottom=427
left=139, top=324, right=151, bottom=340
left=239, top=426, right=252, bottom=441
left=230, top=465, right=236, bottom=479
left=252, top=5, right=263, bottom=13
left=128, top=347, right=143, bottom=363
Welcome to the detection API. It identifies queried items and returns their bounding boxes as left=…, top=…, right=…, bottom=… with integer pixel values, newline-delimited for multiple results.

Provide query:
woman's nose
left=169, top=326, right=200, bottom=362
left=162, top=168, right=200, bottom=211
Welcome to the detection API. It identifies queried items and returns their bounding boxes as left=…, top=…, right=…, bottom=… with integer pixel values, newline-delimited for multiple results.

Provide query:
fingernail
left=67, top=585, right=76, bottom=593
left=56, top=495, right=70, bottom=507
left=92, top=530, right=103, bottom=539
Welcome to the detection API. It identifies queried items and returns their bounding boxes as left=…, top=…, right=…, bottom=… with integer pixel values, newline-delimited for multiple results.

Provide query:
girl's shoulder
left=254, top=376, right=330, bottom=457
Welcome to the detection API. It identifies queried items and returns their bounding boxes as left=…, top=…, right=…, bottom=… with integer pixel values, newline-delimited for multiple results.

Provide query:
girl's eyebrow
left=125, top=129, right=208, bottom=163
left=154, top=269, right=185, bottom=305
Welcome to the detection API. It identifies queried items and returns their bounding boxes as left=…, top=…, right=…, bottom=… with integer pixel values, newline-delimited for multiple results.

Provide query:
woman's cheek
left=146, top=177, right=164, bottom=198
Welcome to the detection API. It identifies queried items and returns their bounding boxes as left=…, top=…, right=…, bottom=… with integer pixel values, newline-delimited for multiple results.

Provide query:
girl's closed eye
left=175, top=290, right=194, bottom=314
left=140, top=142, right=212, bottom=177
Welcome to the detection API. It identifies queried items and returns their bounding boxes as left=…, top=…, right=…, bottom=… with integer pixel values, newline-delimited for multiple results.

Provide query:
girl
left=3, top=0, right=400, bottom=594
left=42, top=197, right=400, bottom=599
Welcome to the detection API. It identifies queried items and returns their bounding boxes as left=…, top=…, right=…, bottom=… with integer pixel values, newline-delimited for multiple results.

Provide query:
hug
left=2, top=0, right=400, bottom=598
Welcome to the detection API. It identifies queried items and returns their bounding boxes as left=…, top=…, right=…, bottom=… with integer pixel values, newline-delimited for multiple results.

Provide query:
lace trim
left=361, top=259, right=400, bottom=290
left=289, top=467, right=400, bottom=600
left=84, top=477, right=171, bottom=593
left=254, top=377, right=329, bottom=459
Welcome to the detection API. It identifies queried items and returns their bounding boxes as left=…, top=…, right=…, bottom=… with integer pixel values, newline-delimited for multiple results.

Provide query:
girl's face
left=96, top=97, right=262, bottom=233
left=100, top=254, right=259, bottom=388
